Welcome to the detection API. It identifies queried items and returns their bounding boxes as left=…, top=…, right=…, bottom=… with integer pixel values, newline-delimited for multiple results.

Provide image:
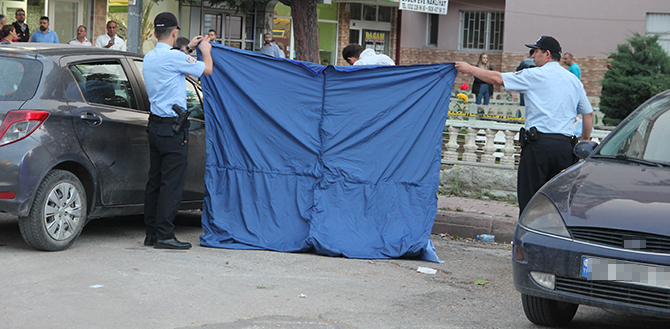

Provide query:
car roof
left=0, top=43, right=143, bottom=59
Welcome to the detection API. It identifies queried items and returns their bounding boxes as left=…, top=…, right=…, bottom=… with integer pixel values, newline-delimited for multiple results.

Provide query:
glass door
left=49, top=0, right=83, bottom=43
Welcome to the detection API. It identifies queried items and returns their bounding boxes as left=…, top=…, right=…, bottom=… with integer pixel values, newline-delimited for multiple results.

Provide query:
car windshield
left=0, top=57, right=43, bottom=101
left=597, top=94, right=670, bottom=165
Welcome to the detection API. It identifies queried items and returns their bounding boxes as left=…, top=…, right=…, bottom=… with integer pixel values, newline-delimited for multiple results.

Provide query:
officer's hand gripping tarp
left=200, top=45, right=456, bottom=262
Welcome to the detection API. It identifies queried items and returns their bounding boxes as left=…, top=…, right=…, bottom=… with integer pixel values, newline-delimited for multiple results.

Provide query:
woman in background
left=1, top=24, right=19, bottom=44
left=470, top=53, right=494, bottom=105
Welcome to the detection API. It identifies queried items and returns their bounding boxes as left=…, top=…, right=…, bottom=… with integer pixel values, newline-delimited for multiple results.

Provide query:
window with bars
left=459, top=11, right=504, bottom=51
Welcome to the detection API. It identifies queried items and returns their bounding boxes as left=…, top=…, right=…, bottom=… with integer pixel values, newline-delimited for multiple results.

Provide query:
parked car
left=513, top=89, right=670, bottom=326
left=0, top=44, right=207, bottom=251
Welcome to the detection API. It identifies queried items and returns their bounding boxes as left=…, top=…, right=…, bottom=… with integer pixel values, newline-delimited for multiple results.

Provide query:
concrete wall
left=503, top=0, right=670, bottom=57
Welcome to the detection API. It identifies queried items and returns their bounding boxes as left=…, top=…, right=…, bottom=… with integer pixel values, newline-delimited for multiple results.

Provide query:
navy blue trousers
left=517, top=137, right=575, bottom=215
left=144, top=121, right=188, bottom=240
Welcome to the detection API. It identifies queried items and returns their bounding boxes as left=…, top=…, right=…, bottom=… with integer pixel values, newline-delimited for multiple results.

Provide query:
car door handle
left=80, top=112, right=102, bottom=126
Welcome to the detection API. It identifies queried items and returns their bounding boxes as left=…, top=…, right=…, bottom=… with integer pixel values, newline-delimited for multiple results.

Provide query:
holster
left=519, top=127, right=538, bottom=148
left=171, top=104, right=191, bottom=134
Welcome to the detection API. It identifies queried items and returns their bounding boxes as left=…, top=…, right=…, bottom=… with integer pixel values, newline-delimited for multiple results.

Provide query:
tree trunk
left=288, top=0, right=320, bottom=63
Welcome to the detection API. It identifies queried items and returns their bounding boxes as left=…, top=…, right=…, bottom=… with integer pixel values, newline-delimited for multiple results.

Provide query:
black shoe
left=154, top=238, right=192, bottom=250
left=144, top=234, right=157, bottom=246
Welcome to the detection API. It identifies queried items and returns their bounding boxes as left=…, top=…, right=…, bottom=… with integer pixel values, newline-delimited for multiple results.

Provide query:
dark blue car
left=0, top=44, right=206, bottom=251
left=513, top=89, right=670, bottom=326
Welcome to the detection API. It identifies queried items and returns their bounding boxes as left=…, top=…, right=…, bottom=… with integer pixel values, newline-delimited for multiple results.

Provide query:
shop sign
left=399, top=0, right=448, bottom=15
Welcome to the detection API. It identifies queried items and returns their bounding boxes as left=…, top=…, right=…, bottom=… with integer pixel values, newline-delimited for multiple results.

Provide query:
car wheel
left=19, top=170, right=87, bottom=251
left=521, top=293, right=578, bottom=327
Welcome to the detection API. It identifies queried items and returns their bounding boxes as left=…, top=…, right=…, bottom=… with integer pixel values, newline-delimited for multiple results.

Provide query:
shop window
left=459, top=11, right=504, bottom=51
left=363, top=5, right=376, bottom=21
left=350, top=4, right=392, bottom=23
left=349, top=3, right=362, bottom=20
left=349, top=29, right=360, bottom=45
left=427, top=14, right=439, bottom=46
left=378, top=6, right=392, bottom=23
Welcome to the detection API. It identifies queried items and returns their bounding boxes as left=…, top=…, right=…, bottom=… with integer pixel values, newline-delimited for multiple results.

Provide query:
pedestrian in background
left=470, top=53, right=493, bottom=105
left=142, top=12, right=213, bottom=249
left=271, top=39, right=285, bottom=58
left=68, top=25, right=91, bottom=46
left=259, top=32, right=283, bottom=58
left=516, top=50, right=535, bottom=106
left=95, top=20, right=126, bottom=51
left=0, top=15, right=6, bottom=30
left=12, top=9, right=29, bottom=42
left=1, top=24, right=19, bottom=44
left=455, top=36, right=593, bottom=214
left=30, top=16, right=58, bottom=43
left=562, top=52, right=581, bottom=79
left=174, top=36, right=191, bottom=54
left=207, top=29, right=218, bottom=43
left=341, top=43, right=394, bottom=65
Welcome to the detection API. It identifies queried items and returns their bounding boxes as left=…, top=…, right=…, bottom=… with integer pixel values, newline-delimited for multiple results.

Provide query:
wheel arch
left=52, top=161, right=96, bottom=216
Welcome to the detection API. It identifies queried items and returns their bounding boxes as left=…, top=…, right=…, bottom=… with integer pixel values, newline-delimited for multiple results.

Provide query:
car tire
left=521, top=293, right=578, bottom=327
left=19, top=170, right=87, bottom=251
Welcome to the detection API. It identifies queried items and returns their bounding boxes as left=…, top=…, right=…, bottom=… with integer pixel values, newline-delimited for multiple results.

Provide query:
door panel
left=67, top=60, right=149, bottom=206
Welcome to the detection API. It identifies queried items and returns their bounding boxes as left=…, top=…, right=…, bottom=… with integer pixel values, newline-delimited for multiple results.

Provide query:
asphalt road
left=1, top=211, right=669, bottom=329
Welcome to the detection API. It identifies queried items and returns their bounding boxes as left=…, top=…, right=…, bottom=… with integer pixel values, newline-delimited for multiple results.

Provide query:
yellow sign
left=365, top=32, right=385, bottom=43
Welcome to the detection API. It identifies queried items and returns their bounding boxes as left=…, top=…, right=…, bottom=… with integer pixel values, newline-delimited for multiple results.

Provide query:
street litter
left=417, top=267, right=438, bottom=275
left=299, top=293, right=306, bottom=298
left=89, top=285, right=104, bottom=288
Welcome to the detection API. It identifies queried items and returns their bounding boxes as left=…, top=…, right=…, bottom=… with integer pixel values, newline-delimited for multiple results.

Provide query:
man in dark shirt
left=11, top=9, right=29, bottom=42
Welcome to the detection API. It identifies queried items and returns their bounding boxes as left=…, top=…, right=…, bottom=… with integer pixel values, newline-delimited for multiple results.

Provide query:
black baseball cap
left=154, top=12, right=180, bottom=29
left=525, top=36, right=561, bottom=55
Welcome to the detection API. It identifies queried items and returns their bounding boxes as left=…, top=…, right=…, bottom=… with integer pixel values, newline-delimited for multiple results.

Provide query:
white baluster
left=462, top=127, right=478, bottom=162
left=481, top=129, right=497, bottom=164
left=445, top=126, right=460, bottom=162
left=500, top=130, right=517, bottom=167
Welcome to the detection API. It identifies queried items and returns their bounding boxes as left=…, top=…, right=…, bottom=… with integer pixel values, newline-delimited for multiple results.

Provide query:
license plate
left=582, top=256, right=670, bottom=289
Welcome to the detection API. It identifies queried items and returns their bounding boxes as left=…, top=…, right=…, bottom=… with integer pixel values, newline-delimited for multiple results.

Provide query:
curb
left=432, top=210, right=517, bottom=244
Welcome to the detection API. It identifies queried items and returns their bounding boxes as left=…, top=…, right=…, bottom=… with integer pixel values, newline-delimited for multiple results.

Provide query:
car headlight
left=520, top=193, right=570, bottom=238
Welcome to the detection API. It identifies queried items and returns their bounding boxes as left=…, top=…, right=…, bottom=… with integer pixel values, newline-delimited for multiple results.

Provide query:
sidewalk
left=432, top=195, right=519, bottom=244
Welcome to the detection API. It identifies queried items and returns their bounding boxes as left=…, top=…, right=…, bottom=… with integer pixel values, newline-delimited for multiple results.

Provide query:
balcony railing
left=443, top=99, right=611, bottom=169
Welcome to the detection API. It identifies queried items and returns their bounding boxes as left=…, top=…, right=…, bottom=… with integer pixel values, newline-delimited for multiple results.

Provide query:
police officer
left=455, top=36, right=594, bottom=214
left=143, top=12, right=213, bottom=249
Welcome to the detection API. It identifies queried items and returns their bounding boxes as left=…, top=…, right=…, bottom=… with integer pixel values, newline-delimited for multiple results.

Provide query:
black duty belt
left=149, top=114, right=176, bottom=123
left=536, top=131, right=574, bottom=143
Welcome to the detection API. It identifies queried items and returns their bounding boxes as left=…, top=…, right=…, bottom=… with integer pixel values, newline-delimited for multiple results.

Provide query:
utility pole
left=127, top=0, right=143, bottom=54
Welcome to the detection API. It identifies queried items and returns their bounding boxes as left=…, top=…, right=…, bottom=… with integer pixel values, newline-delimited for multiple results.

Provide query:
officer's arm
left=197, top=36, right=213, bottom=76
left=455, top=62, right=504, bottom=86
left=580, top=113, right=593, bottom=141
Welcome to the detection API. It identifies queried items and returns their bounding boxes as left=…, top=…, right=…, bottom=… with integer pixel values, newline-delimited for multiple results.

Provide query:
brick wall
left=92, top=0, right=108, bottom=45
left=399, top=47, right=608, bottom=97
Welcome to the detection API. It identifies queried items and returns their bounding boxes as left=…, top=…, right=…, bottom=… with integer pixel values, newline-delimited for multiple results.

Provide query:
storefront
left=272, top=2, right=339, bottom=63
left=2, top=0, right=90, bottom=43
left=347, top=3, right=393, bottom=56
left=182, top=2, right=265, bottom=51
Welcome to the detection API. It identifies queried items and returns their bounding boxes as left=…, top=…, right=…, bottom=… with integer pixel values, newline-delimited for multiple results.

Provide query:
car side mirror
left=573, top=141, right=598, bottom=159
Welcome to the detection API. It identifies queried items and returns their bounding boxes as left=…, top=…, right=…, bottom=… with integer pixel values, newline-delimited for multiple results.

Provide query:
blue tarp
left=199, top=44, right=456, bottom=262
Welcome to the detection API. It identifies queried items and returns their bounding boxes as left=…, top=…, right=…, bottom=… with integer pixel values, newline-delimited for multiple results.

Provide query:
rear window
left=0, top=57, right=43, bottom=101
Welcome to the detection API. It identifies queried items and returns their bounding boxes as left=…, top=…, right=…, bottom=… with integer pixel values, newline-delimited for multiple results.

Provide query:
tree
left=205, top=0, right=320, bottom=63
left=600, top=33, right=670, bottom=126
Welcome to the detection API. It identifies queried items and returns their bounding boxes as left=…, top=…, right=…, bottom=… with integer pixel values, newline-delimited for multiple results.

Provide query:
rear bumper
left=0, top=137, right=53, bottom=217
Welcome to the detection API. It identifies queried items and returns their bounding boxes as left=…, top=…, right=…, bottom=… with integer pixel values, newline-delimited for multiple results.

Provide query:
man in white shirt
left=95, top=20, right=126, bottom=51
left=342, top=43, right=394, bottom=66
left=68, top=25, right=91, bottom=46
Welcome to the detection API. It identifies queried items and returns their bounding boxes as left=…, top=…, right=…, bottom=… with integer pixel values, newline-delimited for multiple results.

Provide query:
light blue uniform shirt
left=502, top=61, right=592, bottom=136
left=30, top=29, right=59, bottom=43
left=143, top=42, right=206, bottom=117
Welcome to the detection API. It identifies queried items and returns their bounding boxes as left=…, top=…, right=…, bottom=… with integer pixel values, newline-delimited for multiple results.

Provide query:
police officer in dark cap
left=455, top=36, right=594, bottom=214
left=142, top=12, right=213, bottom=249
